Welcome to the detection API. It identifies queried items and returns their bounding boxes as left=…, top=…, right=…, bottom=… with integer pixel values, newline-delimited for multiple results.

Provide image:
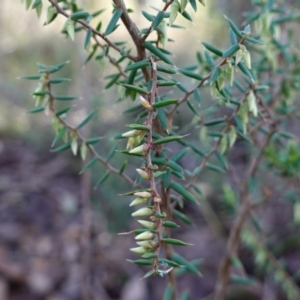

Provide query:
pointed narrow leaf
left=56, top=105, right=73, bottom=116
left=170, top=182, right=197, bottom=203
left=20, top=75, right=41, bottom=80
left=129, top=259, right=152, bottom=266
left=193, top=89, right=202, bottom=104
left=162, top=285, right=174, bottom=300
left=162, top=238, right=192, bottom=246
left=153, top=99, right=179, bottom=108
left=66, top=18, right=75, bottom=41
left=125, top=60, right=149, bottom=72
left=202, top=42, right=223, bottom=57
left=71, top=11, right=89, bottom=20
left=153, top=135, right=186, bottom=145
left=224, top=15, right=242, bottom=38
left=104, top=9, right=123, bottom=36
left=49, top=78, right=71, bottom=84
left=167, top=160, right=184, bottom=173
left=180, top=290, right=190, bottom=300
left=86, top=136, right=105, bottom=145
left=223, top=44, right=240, bottom=58
left=79, top=157, right=98, bottom=174
left=171, top=253, right=201, bottom=276
left=84, top=29, right=92, bottom=50
left=77, top=110, right=95, bottom=129
left=95, top=172, right=110, bottom=187
left=143, top=42, right=173, bottom=65
left=142, top=270, right=155, bottom=279
left=163, top=221, right=180, bottom=228
left=179, top=68, right=202, bottom=80
left=203, top=118, right=225, bottom=126
left=206, top=163, right=225, bottom=173
left=209, top=66, right=221, bottom=85
left=54, top=95, right=77, bottom=101
left=170, top=148, right=188, bottom=162
left=173, top=209, right=193, bottom=225
left=152, top=11, right=165, bottom=28
left=157, top=65, right=177, bottom=74
left=128, top=124, right=150, bottom=131
left=52, top=142, right=71, bottom=152
left=120, top=83, right=148, bottom=95
left=28, top=106, right=45, bottom=113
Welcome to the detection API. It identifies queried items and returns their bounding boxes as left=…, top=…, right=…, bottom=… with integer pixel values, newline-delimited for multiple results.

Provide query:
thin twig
left=48, top=0, right=136, bottom=61
left=213, top=129, right=276, bottom=300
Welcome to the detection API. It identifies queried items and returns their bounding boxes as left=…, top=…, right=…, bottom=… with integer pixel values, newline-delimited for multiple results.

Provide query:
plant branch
left=48, top=0, right=136, bottom=61
left=44, top=77, right=135, bottom=186
left=213, top=129, right=276, bottom=300
left=141, top=0, right=175, bottom=43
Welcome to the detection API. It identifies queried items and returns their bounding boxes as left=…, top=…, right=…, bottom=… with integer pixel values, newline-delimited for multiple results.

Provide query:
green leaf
left=193, top=88, right=202, bottom=104
left=52, top=142, right=71, bottom=153
left=215, top=151, right=228, bottom=170
left=189, top=143, right=205, bottom=157
left=54, top=95, right=77, bottom=101
left=167, top=160, right=184, bottom=174
left=142, top=270, right=155, bottom=279
left=79, top=157, right=98, bottom=174
left=31, top=0, right=41, bottom=9
left=153, top=99, right=178, bottom=108
left=20, top=74, right=41, bottom=80
left=190, top=0, right=197, bottom=11
left=153, top=135, right=187, bottom=145
left=170, top=148, right=188, bottom=162
left=181, top=10, right=193, bottom=22
left=162, top=285, right=174, bottom=300
left=49, top=78, right=71, bottom=84
left=104, top=9, right=123, bottom=36
left=169, top=0, right=180, bottom=25
left=120, top=83, right=148, bottom=95
left=173, top=209, right=193, bottom=225
left=142, top=253, right=158, bottom=259
left=142, top=11, right=155, bottom=22
left=162, top=238, right=192, bottom=246
left=152, top=11, right=165, bottom=28
left=203, top=118, right=225, bottom=126
left=157, top=108, right=168, bottom=131
left=231, top=275, right=256, bottom=285
left=71, top=11, right=90, bottom=20
left=170, top=182, right=198, bottom=203
left=202, top=42, right=223, bottom=57
left=106, top=144, right=118, bottom=161
left=56, top=105, right=73, bottom=116
left=52, top=126, right=67, bottom=147
left=179, top=68, right=202, bottom=80
left=237, top=62, right=253, bottom=80
left=143, top=42, right=174, bottom=65
left=209, top=66, right=221, bottom=85
left=25, top=0, right=33, bottom=10
left=128, top=124, right=150, bottom=131
left=119, top=160, right=128, bottom=174
left=222, top=44, right=240, bottom=58
left=77, top=110, right=96, bottom=129
left=171, top=253, right=202, bottom=276
left=66, top=18, right=75, bottom=41
left=159, top=258, right=182, bottom=268
left=28, top=106, right=45, bottom=113
left=157, top=65, right=177, bottom=74
left=157, top=80, right=178, bottom=87
left=128, top=259, right=152, bottom=266
left=94, top=172, right=110, bottom=187
left=84, top=29, right=92, bottom=50
left=163, top=221, right=180, bottom=228
left=206, top=163, right=225, bottom=173
left=125, top=60, right=149, bottom=72
left=224, top=15, right=242, bottom=38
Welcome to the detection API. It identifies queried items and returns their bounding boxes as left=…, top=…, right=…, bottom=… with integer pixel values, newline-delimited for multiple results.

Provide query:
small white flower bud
left=134, top=191, right=151, bottom=198
left=130, top=247, right=147, bottom=254
left=137, top=220, right=155, bottom=229
left=135, top=231, right=154, bottom=240
left=132, top=207, right=152, bottom=217
left=129, top=144, right=148, bottom=154
left=122, top=130, right=141, bottom=138
left=130, top=197, right=148, bottom=206
left=136, top=169, right=150, bottom=180
left=140, top=95, right=153, bottom=110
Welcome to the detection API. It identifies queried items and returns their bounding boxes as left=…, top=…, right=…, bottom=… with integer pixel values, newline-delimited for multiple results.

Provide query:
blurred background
left=1, top=1, right=299, bottom=300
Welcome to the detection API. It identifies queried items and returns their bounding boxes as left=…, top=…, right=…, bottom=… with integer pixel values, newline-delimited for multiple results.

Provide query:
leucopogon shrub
left=20, top=0, right=300, bottom=299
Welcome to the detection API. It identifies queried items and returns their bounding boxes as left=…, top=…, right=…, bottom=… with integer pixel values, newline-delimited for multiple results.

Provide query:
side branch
left=48, top=0, right=136, bottom=61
